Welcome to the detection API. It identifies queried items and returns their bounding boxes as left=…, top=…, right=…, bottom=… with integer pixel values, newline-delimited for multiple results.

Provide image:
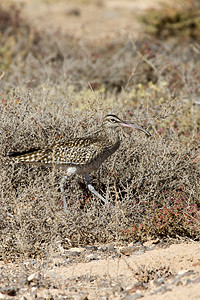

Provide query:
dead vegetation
left=0, top=1, right=200, bottom=262
left=141, top=0, right=200, bottom=40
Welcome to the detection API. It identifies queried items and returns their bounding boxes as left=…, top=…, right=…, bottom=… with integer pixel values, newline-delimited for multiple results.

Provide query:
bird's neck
left=86, top=126, right=122, bottom=147
left=95, top=127, right=121, bottom=143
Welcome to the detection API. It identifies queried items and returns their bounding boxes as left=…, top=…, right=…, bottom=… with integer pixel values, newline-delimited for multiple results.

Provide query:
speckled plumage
left=9, top=130, right=120, bottom=174
left=8, top=114, right=150, bottom=212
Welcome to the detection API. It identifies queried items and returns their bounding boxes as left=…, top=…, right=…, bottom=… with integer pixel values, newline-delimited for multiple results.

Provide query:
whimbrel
left=8, top=114, right=150, bottom=212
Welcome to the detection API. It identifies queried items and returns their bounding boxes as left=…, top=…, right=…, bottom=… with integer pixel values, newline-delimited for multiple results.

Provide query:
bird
left=8, top=114, right=151, bottom=213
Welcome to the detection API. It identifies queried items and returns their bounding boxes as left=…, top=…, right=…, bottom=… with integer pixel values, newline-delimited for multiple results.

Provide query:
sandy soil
left=18, top=0, right=173, bottom=41
left=0, top=241, right=200, bottom=299
left=2, top=1, right=199, bottom=299
left=46, top=242, right=200, bottom=299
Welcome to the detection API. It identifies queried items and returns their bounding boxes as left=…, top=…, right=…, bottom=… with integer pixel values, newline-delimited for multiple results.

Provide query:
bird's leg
left=84, top=173, right=108, bottom=205
left=60, top=175, right=68, bottom=214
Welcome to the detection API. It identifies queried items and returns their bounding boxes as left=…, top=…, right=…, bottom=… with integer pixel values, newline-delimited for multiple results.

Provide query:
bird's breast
left=75, top=139, right=121, bottom=174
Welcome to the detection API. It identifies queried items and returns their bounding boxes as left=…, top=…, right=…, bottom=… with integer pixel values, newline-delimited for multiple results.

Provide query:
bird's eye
left=110, top=118, right=116, bottom=123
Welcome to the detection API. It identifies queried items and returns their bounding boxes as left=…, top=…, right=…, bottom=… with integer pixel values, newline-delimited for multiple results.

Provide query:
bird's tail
left=8, top=148, right=52, bottom=164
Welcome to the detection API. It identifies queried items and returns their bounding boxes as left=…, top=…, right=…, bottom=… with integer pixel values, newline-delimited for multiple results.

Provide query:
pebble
left=119, top=246, right=141, bottom=256
left=177, top=269, right=194, bottom=277
left=112, top=253, right=120, bottom=259
left=73, top=294, right=88, bottom=300
left=123, top=292, right=143, bottom=300
left=182, top=278, right=191, bottom=285
left=84, top=246, right=98, bottom=251
left=112, top=285, right=124, bottom=293
left=98, top=244, right=115, bottom=252
left=175, top=280, right=183, bottom=286
left=31, top=287, right=37, bottom=293
left=192, top=276, right=200, bottom=284
left=98, top=245, right=108, bottom=252
left=107, top=243, right=115, bottom=251
left=152, top=285, right=172, bottom=295
left=170, top=277, right=180, bottom=285
left=86, top=254, right=99, bottom=261
left=67, top=247, right=86, bottom=254
left=143, top=239, right=160, bottom=248
left=145, top=245, right=156, bottom=251
left=67, top=8, right=81, bottom=17
left=27, top=273, right=37, bottom=282
left=153, top=278, right=165, bottom=287
left=126, top=282, right=147, bottom=293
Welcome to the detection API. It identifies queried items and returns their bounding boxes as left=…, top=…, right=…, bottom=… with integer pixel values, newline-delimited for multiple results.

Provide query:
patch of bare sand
left=18, top=0, right=174, bottom=41
left=44, top=242, right=200, bottom=299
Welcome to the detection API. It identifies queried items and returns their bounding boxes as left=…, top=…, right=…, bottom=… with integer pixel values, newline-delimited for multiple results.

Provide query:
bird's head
left=102, top=114, right=151, bottom=137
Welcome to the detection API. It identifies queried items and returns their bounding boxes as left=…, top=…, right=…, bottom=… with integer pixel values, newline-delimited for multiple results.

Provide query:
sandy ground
left=0, top=241, right=200, bottom=299
left=2, top=0, right=200, bottom=299
left=17, top=0, right=173, bottom=41
left=46, top=242, right=200, bottom=299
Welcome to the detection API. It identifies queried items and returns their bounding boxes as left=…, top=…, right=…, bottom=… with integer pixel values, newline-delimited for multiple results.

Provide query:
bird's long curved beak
left=120, top=121, right=151, bottom=137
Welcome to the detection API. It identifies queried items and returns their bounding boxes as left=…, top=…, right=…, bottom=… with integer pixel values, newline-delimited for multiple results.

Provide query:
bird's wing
left=8, top=132, right=114, bottom=165
left=52, top=135, right=109, bottom=165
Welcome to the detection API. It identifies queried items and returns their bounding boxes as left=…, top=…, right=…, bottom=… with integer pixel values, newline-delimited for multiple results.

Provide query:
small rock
left=177, top=269, right=194, bottom=277
left=153, top=278, right=165, bottom=287
left=112, top=285, right=124, bottom=294
left=86, top=254, right=99, bottom=261
left=171, top=277, right=180, bottom=285
left=144, top=245, right=156, bottom=251
left=135, top=242, right=143, bottom=246
left=123, top=292, right=143, bottom=300
left=143, top=238, right=160, bottom=248
left=112, top=253, right=120, bottom=258
left=175, top=280, right=183, bottom=286
left=192, top=276, right=200, bottom=284
left=119, top=246, right=138, bottom=256
left=31, top=287, right=37, bottom=293
left=67, top=247, right=86, bottom=254
left=126, top=282, right=147, bottom=293
left=66, top=8, right=81, bottom=16
left=134, top=250, right=145, bottom=255
left=107, top=243, right=115, bottom=251
left=27, top=273, right=37, bottom=282
left=182, top=278, right=191, bottom=285
left=98, top=245, right=108, bottom=252
left=84, top=246, right=98, bottom=251
left=128, top=242, right=134, bottom=247
left=73, top=294, right=88, bottom=300
left=152, top=285, right=172, bottom=295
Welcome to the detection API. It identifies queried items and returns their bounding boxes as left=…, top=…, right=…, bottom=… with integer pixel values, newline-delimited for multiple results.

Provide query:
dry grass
left=0, top=1, right=200, bottom=261
left=141, top=0, right=200, bottom=40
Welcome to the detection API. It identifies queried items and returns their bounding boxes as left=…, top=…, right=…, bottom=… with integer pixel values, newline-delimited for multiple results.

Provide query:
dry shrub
left=0, top=2, right=162, bottom=91
left=141, top=0, right=200, bottom=40
left=0, top=81, right=199, bottom=261
left=2, top=1, right=200, bottom=96
left=134, top=265, right=173, bottom=283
